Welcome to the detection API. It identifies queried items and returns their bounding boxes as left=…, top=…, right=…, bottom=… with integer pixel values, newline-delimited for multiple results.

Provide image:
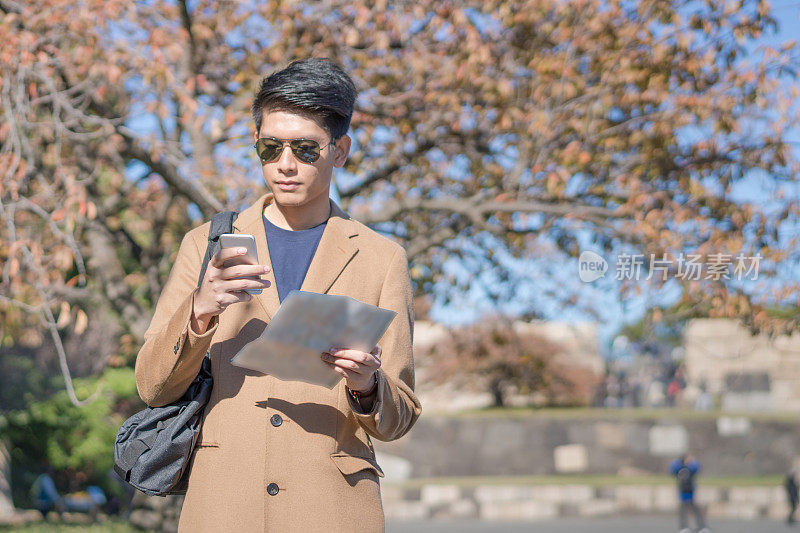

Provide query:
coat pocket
left=330, top=452, right=385, bottom=478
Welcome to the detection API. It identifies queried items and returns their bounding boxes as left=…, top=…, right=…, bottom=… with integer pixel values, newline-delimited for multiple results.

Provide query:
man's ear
left=333, top=135, right=351, bottom=168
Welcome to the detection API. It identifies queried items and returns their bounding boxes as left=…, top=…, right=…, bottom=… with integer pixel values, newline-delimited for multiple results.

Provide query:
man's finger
left=223, top=279, right=270, bottom=293
left=219, top=290, right=253, bottom=307
left=211, top=246, right=248, bottom=268
left=220, top=264, right=269, bottom=280
left=330, top=348, right=377, bottom=365
left=324, top=360, right=352, bottom=378
left=232, top=291, right=254, bottom=304
left=327, top=358, right=372, bottom=375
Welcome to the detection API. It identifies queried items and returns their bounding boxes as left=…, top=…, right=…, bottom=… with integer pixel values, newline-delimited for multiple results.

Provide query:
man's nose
left=276, top=144, right=297, bottom=172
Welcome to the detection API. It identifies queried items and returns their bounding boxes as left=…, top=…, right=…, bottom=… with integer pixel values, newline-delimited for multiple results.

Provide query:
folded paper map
left=229, top=290, right=397, bottom=388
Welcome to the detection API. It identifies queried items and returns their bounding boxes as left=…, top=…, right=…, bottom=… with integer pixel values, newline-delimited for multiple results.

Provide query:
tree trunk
left=0, top=438, right=14, bottom=518
left=490, top=379, right=505, bottom=408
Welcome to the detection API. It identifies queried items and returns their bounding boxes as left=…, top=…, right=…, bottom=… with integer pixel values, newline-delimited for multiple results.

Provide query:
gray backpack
left=113, top=211, right=238, bottom=497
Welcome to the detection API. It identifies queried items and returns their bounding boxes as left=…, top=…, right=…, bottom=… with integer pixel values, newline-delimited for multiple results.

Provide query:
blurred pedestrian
left=667, top=378, right=681, bottom=407
left=786, top=468, right=799, bottom=525
left=29, top=467, right=65, bottom=520
left=670, top=454, right=710, bottom=533
left=694, top=381, right=713, bottom=411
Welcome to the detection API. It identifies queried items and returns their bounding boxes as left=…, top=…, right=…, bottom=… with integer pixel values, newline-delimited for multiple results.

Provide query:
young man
left=134, top=58, right=421, bottom=532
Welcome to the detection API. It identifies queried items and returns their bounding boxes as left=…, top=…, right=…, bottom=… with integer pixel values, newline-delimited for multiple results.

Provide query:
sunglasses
left=254, top=136, right=335, bottom=164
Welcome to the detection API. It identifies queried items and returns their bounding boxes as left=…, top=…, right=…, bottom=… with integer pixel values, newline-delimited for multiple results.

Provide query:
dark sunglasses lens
left=256, top=139, right=282, bottom=162
left=290, top=140, right=321, bottom=163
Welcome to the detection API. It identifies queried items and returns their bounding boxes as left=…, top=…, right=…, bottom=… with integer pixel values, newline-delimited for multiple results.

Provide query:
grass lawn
left=0, top=518, right=137, bottom=532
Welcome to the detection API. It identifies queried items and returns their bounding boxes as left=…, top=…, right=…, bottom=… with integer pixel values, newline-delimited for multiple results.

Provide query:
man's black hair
left=251, top=57, right=357, bottom=142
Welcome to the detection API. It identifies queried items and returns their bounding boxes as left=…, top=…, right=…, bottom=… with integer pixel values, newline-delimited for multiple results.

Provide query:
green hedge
left=1, top=365, right=140, bottom=509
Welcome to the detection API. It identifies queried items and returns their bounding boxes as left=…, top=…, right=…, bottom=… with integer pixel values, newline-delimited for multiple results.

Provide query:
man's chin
left=269, top=190, right=306, bottom=206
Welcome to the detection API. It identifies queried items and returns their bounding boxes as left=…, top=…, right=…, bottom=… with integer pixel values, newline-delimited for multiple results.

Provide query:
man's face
left=253, top=110, right=350, bottom=208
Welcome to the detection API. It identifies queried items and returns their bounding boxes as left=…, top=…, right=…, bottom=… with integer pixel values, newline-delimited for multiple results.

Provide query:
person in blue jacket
left=30, top=469, right=65, bottom=520
left=670, top=454, right=710, bottom=533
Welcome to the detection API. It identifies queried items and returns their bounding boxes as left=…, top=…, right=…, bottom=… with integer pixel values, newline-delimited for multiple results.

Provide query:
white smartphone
left=218, top=233, right=262, bottom=295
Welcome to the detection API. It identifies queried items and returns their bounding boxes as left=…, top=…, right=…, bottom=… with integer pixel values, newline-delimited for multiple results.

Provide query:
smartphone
left=218, top=233, right=262, bottom=295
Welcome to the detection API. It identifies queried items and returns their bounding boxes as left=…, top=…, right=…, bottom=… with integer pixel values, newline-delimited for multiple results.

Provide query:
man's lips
left=276, top=181, right=301, bottom=191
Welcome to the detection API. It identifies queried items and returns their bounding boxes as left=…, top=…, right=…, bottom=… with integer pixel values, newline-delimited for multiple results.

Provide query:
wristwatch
left=347, top=371, right=378, bottom=401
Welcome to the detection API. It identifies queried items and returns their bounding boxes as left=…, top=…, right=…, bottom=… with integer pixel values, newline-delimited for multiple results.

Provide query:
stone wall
left=373, top=412, right=800, bottom=478
left=382, top=483, right=791, bottom=521
left=126, top=481, right=791, bottom=528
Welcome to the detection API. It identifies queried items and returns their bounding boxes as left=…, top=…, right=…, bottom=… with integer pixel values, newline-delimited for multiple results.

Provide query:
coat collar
left=231, top=192, right=359, bottom=321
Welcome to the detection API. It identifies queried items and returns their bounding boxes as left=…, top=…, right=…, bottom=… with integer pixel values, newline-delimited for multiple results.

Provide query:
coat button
left=267, top=483, right=279, bottom=496
left=270, top=414, right=283, bottom=427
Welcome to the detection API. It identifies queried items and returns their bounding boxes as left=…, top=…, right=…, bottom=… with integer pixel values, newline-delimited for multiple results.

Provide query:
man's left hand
left=320, top=344, right=381, bottom=392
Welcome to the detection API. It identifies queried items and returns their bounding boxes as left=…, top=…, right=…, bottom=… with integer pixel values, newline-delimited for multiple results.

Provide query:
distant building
left=684, top=318, right=800, bottom=412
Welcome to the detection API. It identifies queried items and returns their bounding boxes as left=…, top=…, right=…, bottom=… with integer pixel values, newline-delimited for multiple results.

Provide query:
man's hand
left=191, top=246, right=271, bottom=334
left=320, top=344, right=382, bottom=392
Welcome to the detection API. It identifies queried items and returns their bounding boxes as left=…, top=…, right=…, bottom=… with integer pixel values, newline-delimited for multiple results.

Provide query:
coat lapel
left=231, top=192, right=359, bottom=321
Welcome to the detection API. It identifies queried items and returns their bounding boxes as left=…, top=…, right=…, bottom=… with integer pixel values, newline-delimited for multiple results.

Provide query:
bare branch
left=340, top=138, right=436, bottom=198
left=119, top=131, right=223, bottom=216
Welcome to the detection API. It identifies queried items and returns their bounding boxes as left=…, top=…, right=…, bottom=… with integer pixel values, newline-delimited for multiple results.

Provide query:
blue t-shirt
left=263, top=214, right=327, bottom=303
left=670, top=459, right=701, bottom=501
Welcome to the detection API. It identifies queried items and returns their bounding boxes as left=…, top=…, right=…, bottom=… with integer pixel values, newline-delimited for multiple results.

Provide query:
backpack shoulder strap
left=197, top=211, right=239, bottom=288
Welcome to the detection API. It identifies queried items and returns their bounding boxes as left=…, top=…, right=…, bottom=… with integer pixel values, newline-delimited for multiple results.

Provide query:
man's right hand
left=191, top=246, right=271, bottom=334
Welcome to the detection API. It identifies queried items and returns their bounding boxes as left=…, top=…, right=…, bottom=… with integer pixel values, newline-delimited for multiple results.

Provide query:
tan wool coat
left=134, top=192, right=422, bottom=532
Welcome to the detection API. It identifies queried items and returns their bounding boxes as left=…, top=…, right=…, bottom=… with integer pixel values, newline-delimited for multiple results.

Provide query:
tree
left=419, top=316, right=598, bottom=407
left=1, top=0, right=799, bottom=409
